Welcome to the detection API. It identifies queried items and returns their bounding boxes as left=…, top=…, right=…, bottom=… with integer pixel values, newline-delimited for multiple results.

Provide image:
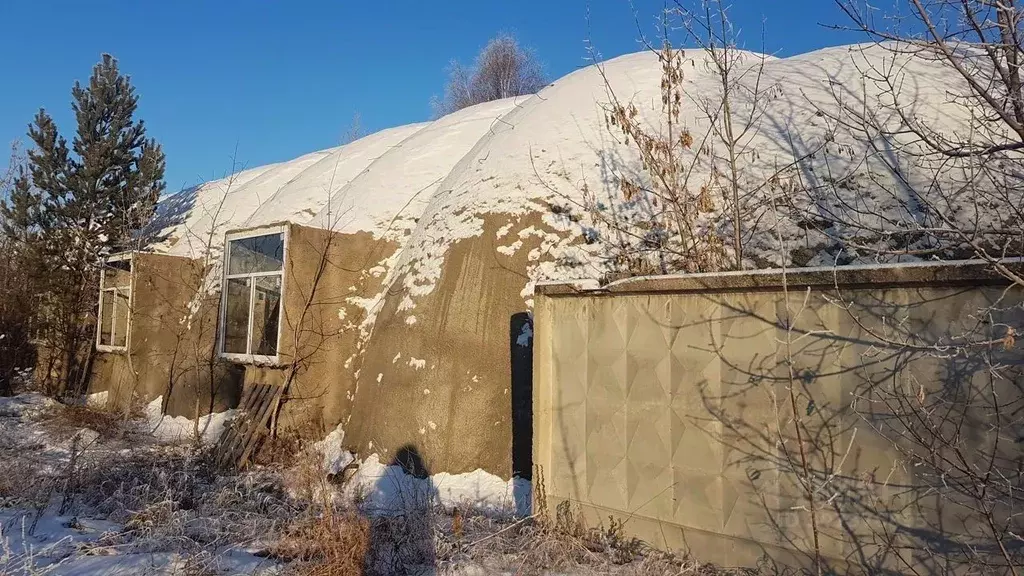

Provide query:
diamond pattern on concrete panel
left=553, top=304, right=589, bottom=395
left=589, top=457, right=626, bottom=510
left=718, top=476, right=741, bottom=531
left=613, top=297, right=639, bottom=349
left=670, top=411, right=723, bottom=474
left=587, top=422, right=627, bottom=486
left=670, top=329, right=721, bottom=414
left=586, top=402, right=627, bottom=501
left=587, top=366, right=626, bottom=408
left=624, top=301, right=669, bottom=364
left=625, top=403, right=672, bottom=519
left=624, top=398, right=666, bottom=460
left=625, top=406, right=670, bottom=467
left=625, top=453, right=674, bottom=519
left=587, top=301, right=626, bottom=358
left=664, top=293, right=719, bottom=327
left=552, top=400, right=587, bottom=483
left=717, top=299, right=780, bottom=429
left=720, top=475, right=784, bottom=543
left=552, top=440, right=588, bottom=497
left=655, top=348, right=677, bottom=401
left=625, top=363, right=668, bottom=407
left=670, top=469, right=723, bottom=534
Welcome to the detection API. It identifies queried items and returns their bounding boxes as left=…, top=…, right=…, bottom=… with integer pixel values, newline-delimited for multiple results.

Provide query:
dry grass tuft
left=272, top=512, right=370, bottom=576
left=42, top=404, right=122, bottom=438
left=39, top=398, right=146, bottom=441
left=255, top=415, right=326, bottom=468
left=420, top=502, right=762, bottom=575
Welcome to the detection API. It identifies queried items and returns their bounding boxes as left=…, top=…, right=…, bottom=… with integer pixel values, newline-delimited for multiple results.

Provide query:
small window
left=220, top=230, right=285, bottom=360
left=97, top=255, right=132, bottom=351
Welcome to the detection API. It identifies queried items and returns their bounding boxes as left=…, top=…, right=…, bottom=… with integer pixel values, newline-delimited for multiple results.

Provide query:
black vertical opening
left=510, top=311, right=533, bottom=480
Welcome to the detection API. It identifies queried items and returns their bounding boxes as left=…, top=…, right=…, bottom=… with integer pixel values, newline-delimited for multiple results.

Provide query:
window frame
left=96, top=252, right=134, bottom=353
left=218, top=225, right=289, bottom=364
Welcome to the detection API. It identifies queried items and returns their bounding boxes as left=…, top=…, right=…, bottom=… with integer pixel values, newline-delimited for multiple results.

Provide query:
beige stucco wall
left=271, top=223, right=395, bottom=435
left=533, top=263, right=1024, bottom=572
left=83, top=202, right=558, bottom=478
left=89, top=223, right=383, bottom=429
left=344, top=213, right=546, bottom=478
left=90, top=251, right=243, bottom=415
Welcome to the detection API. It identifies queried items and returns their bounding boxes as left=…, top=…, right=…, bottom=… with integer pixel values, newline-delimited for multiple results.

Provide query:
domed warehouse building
left=86, top=42, right=999, bottom=487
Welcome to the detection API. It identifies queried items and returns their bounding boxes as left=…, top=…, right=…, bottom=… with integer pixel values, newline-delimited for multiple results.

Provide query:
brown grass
left=39, top=399, right=145, bottom=441
left=44, top=404, right=122, bottom=437
left=273, top=511, right=370, bottom=576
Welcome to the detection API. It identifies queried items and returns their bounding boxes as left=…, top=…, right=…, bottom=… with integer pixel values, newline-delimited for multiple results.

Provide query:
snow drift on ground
left=314, top=425, right=531, bottom=517
left=0, top=394, right=277, bottom=575
left=145, top=396, right=235, bottom=444
left=0, top=509, right=276, bottom=576
left=345, top=454, right=531, bottom=518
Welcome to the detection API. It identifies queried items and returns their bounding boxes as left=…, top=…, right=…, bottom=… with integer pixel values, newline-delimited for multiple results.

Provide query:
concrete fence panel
left=532, top=262, right=1024, bottom=572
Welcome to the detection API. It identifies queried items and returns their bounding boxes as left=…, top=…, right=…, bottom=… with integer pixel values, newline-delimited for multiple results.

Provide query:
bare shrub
left=432, top=33, right=546, bottom=117
left=540, top=2, right=799, bottom=278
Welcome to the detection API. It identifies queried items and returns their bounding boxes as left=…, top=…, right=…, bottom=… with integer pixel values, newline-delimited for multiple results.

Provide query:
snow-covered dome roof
left=145, top=44, right=987, bottom=475
left=152, top=42, right=978, bottom=277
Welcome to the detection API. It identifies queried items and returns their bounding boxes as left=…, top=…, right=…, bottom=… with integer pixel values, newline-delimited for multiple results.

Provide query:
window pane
left=113, top=289, right=130, bottom=347
left=104, top=258, right=132, bottom=288
left=223, top=278, right=251, bottom=354
left=251, top=275, right=282, bottom=356
left=228, top=233, right=284, bottom=275
left=99, top=290, right=114, bottom=346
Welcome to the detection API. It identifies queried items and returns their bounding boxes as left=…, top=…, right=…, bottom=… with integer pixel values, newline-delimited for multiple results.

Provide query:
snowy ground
left=0, top=393, right=745, bottom=575
left=0, top=393, right=281, bottom=575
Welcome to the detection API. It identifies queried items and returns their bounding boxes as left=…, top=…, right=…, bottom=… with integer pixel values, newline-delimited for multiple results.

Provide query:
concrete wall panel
left=534, top=264, right=1024, bottom=571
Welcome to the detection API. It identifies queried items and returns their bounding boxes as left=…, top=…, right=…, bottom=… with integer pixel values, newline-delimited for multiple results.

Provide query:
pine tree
left=0, top=54, right=166, bottom=396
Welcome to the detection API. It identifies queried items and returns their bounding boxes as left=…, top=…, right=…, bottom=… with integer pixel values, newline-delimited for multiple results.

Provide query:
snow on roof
left=310, top=98, right=521, bottom=237
left=152, top=43, right=979, bottom=291
left=245, top=123, right=430, bottom=231
left=149, top=99, right=522, bottom=258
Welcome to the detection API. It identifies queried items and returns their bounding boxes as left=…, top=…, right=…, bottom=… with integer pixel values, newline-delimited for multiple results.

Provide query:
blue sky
left=0, top=0, right=861, bottom=193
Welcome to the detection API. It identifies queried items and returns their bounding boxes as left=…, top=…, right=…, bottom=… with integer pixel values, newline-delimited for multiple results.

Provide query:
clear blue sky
left=0, top=0, right=861, bottom=193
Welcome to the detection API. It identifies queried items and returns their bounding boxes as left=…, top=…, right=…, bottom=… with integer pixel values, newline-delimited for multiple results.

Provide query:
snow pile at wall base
left=145, top=397, right=235, bottom=444
left=84, top=391, right=108, bottom=408
left=313, top=423, right=355, bottom=475
left=345, top=454, right=531, bottom=518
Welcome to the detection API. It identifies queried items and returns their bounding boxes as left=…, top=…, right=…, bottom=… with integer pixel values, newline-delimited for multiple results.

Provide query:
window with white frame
left=220, top=229, right=285, bottom=360
left=97, top=255, right=132, bottom=351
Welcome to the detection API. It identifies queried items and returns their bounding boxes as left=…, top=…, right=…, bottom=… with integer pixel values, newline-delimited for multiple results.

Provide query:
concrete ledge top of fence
left=534, top=259, right=1024, bottom=297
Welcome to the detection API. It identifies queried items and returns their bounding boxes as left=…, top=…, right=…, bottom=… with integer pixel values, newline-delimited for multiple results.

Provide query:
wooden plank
left=219, top=384, right=271, bottom=465
left=212, top=382, right=286, bottom=470
left=221, top=388, right=266, bottom=468
left=237, top=386, right=284, bottom=468
left=215, top=385, right=258, bottom=445
left=215, top=384, right=263, bottom=468
left=235, top=385, right=279, bottom=467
